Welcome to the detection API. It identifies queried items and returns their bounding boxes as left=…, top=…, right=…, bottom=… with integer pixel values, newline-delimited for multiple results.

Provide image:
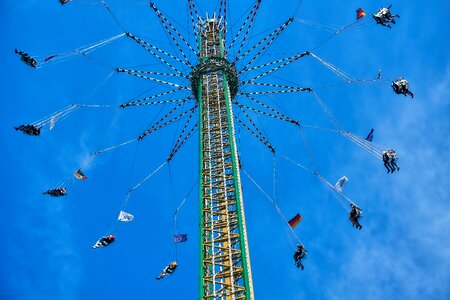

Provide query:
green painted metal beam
left=220, top=29, right=254, bottom=300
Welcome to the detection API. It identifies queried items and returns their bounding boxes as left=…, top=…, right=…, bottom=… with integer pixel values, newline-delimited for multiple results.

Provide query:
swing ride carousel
left=12, top=1, right=411, bottom=299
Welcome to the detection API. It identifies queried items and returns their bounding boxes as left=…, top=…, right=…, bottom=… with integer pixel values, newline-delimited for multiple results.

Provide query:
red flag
left=288, top=213, right=302, bottom=229
left=74, top=169, right=87, bottom=180
left=356, top=8, right=366, bottom=20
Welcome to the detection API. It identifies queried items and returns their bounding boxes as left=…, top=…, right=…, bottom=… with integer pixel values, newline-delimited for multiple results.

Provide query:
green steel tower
left=193, top=15, right=254, bottom=300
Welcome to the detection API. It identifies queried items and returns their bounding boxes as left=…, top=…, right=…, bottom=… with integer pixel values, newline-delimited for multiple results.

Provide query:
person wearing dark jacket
left=293, top=245, right=307, bottom=270
left=156, top=261, right=178, bottom=280
left=349, top=204, right=363, bottom=230
left=92, top=234, right=115, bottom=249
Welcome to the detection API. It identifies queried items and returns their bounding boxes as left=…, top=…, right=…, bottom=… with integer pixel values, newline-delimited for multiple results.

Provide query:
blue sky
left=1, top=0, right=449, bottom=299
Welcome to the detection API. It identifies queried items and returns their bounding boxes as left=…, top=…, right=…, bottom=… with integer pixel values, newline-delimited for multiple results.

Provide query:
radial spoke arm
left=235, top=102, right=299, bottom=125
left=243, top=51, right=310, bottom=84
left=138, top=103, right=198, bottom=140
left=236, top=18, right=293, bottom=68
left=167, top=109, right=198, bottom=161
left=188, top=0, right=200, bottom=52
left=234, top=115, right=275, bottom=153
left=245, top=81, right=310, bottom=90
left=227, top=0, right=262, bottom=55
left=120, top=69, right=185, bottom=77
left=137, top=101, right=184, bottom=140
left=116, top=68, right=190, bottom=89
left=125, top=32, right=190, bottom=76
left=220, top=0, right=228, bottom=38
left=122, top=97, right=191, bottom=108
left=120, top=88, right=184, bottom=108
left=240, top=51, right=310, bottom=73
left=150, top=2, right=197, bottom=63
left=234, top=104, right=275, bottom=152
left=241, top=92, right=295, bottom=119
left=244, top=88, right=311, bottom=95
left=168, top=123, right=198, bottom=161
left=235, top=93, right=300, bottom=125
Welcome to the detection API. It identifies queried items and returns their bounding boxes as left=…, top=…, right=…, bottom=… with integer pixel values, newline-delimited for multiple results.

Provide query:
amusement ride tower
left=194, top=15, right=254, bottom=300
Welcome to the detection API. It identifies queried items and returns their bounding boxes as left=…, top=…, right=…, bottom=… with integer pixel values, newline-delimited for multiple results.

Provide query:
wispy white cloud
left=323, top=65, right=450, bottom=300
